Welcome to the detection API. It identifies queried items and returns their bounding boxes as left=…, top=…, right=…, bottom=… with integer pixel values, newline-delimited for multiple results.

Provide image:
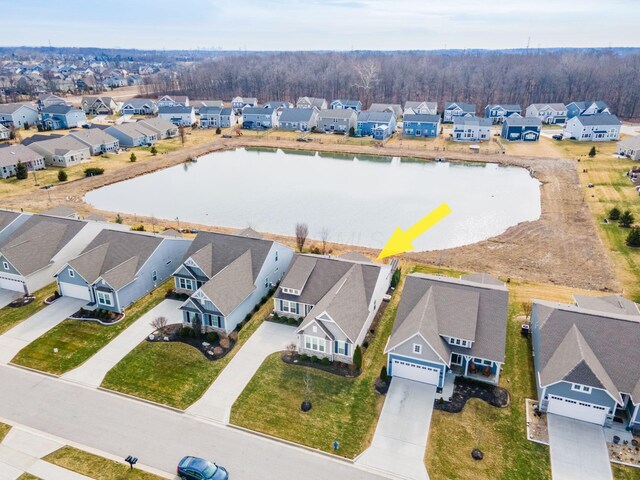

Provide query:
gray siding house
left=105, top=123, right=158, bottom=147
left=56, top=230, right=190, bottom=313
left=274, top=254, right=392, bottom=364
left=0, top=103, right=39, bottom=129
left=158, top=106, right=196, bottom=127
left=200, top=107, right=236, bottom=128
left=404, top=101, right=438, bottom=116
left=40, top=105, right=87, bottom=130
left=296, top=97, right=328, bottom=111
left=173, top=231, right=294, bottom=334
left=242, top=107, right=278, bottom=129
left=27, top=136, right=91, bottom=167
left=278, top=108, right=319, bottom=131
left=525, top=103, right=568, bottom=124
left=69, top=129, right=120, bottom=155
left=0, top=145, right=45, bottom=179
left=330, top=99, right=362, bottom=111
left=317, top=109, right=357, bottom=134
left=617, top=136, right=640, bottom=161
left=443, top=102, right=476, bottom=123
left=138, top=118, right=179, bottom=139
left=120, top=99, right=158, bottom=116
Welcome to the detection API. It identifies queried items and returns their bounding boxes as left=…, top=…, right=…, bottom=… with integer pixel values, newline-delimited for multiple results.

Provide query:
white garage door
left=0, top=276, right=25, bottom=292
left=391, top=358, right=441, bottom=385
left=547, top=395, right=609, bottom=425
left=59, top=282, right=91, bottom=301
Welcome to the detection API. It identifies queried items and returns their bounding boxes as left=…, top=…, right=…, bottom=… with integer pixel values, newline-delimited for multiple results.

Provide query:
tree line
left=141, top=49, right=640, bottom=119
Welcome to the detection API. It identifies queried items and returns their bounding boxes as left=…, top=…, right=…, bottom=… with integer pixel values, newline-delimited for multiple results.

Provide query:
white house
left=563, top=113, right=621, bottom=142
left=525, top=103, right=567, bottom=124
left=617, top=136, right=640, bottom=161
left=0, top=103, right=39, bottom=129
left=452, top=117, right=492, bottom=142
left=157, top=106, right=196, bottom=127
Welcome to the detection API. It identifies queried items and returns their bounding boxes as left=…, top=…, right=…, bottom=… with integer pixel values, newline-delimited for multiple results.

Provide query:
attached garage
left=547, top=395, right=609, bottom=425
left=390, top=357, right=442, bottom=386
left=0, top=276, right=26, bottom=293
left=59, top=282, right=91, bottom=302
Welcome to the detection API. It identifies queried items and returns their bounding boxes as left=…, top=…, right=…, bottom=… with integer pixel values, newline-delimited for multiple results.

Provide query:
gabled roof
left=158, top=106, right=193, bottom=114
left=27, top=136, right=89, bottom=156
left=445, top=102, right=476, bottom=112
left=318, top=109, right=357, bottom=120
left=69, top=128, right=118, bottom=147
left=0, top=144, right=44, bottom=168
left=296, top=97, right=327, bottom=109
left=192, top=100, right=224, bottom=108
left=138, top=117, right=177, bottom=133
left=357, top=111, right=395, bottom=123
left=573, top=294, right=640, bottom=316
left=453, top=117, right=492, bottom=127
left=618, top=135, right=640, bottom=150
left=332, top=99, right=361, bottom=107
left=236, top=227, right=263, bottom=239
left=403, top=113, right=440, bottom=123
left=199, top=106, right=223, bottom=115
left=0, top=209, right=22, bottom=233
left=572, top=113, right=620, bottom=126
left=529, top=103, right=567, bottom=111
left=368, top=103, right=403, bottom=116
left=243, top=107, right=275, bottom=115
left=106, top=123, right=156, bottom=139
left=486, top=104, right=521, bottom=111
left=0, top=103, right=37, bottom=114
left=42, top=205, right=75, bottom=218
left=121, top=98, right=156, bottom=109
left=404, top=101, right=437, bottom=111
left=504, top=117, right=542, bottom=127
left=279, top=108, right=316, bottom=123
left=41, top=104, right=79, bottom=115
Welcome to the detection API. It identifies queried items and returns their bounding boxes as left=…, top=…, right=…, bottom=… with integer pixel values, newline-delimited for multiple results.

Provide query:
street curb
left=97, top=386, right=185, bottom=413
left=8, top=362, right=60, bottom=378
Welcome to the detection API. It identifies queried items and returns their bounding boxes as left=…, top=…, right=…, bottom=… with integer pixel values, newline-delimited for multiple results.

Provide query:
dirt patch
left=434, top=377, right=509, bottom=413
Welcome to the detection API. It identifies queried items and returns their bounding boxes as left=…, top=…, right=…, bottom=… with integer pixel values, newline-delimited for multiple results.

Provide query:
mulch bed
left=148, top=324, right=237, bottom=361
left=375, top=377, right=391, bottom=395
left=164, top=289, right=189, bottom=301
left=281, top=351, right=361, bottom=377
left=70, top=308, right=122, bottom=324
left=7, top=296, right=35, bottom=308
left=434, top=376, right=510, bottom=413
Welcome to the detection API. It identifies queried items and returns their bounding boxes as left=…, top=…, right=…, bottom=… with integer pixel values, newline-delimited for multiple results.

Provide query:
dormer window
left=571, top=383, right=592, bottom=394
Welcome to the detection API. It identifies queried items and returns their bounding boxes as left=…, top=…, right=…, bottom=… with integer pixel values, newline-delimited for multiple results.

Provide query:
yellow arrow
left=377, top=203, right=452, bottom=260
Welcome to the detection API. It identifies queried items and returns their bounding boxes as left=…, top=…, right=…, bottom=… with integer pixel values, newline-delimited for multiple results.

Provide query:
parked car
left=177, top=456, right=229, bottom=480
left=552, top=134, right=563, bottom=140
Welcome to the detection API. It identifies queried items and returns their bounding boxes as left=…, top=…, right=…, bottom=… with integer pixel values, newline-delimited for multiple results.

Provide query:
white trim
left=385, top=332, right=449, bottom=366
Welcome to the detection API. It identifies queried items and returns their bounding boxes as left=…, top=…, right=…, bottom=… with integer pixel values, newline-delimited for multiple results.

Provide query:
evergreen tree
left=353, top=345, right=362, bottom=370
left=15, top=161, right=27, bottom=180
left=627, top=228, right=640, bottom=247
left=588, top=146, right=597, bottom=157
left=57, top=170, right=67, bottom=182
left=130, top=152, right=137, bottom=162
left=620, top=210, right=635, bottom=228
left=608, top=207, right=621, bottom=221
left=150, top=146, right=157, bottom=155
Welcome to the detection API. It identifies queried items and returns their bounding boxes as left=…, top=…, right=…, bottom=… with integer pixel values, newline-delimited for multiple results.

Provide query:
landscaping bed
left=434, top=376, right=510, bottom=413
left=268, top=312, right=303, bottom=327
left=281, top=351, right=360, bottom=378
left=70, top=307, right=123, bottom=324
left=164, top=288, right=189, bottom=301
left=148, top=323, right=237, bottom=360
left=8, top=295, right=35, bottom=308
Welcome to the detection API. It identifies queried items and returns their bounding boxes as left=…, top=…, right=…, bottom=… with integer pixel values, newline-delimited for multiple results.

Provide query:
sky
left=1, top=0, right=639, bottom=51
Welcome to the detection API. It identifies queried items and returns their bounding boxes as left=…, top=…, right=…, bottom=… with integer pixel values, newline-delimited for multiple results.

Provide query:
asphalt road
left=0, top=365, right=388, bottom=480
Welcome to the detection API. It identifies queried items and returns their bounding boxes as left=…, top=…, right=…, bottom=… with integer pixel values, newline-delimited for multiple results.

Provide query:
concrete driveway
left=356, top=378, right=436, bottom=480
left=62, top=299, right=183, bottom=388
left=547, top=414, right=613, bottom=480
left=0, top=289, right=21, bottom=309
left=187, top=321, right=296, bottom=423
left=0, top=297, right=87, bottom=364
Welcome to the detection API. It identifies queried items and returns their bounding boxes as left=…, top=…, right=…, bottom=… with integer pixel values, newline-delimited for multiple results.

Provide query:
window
left=68, top=269, right=75, bottom=278
left=281, top=300, right=298, bottom=314
left=275, top=251, right=278, bottom=261
left=2, top=261, right=9, bottom=270
left=571, top=383, right=591, bottom=393
left=413, top=343, right=422, bottom=354
left=151, top=270, right=157, bottom=282
left=451, top=353, right=462, bottom=365
left=336, top=341, right=348, bottom=356
left=97, top=291, right=113, bottom=306
left=178, top=277, right=194, bottom=290
left=304, top=335, right=326, bottom=353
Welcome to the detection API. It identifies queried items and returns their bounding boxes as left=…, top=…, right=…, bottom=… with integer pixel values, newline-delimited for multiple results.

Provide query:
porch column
left=463, top=356, right=470, bottom=376
left=494, top=362, right=501, bottom=384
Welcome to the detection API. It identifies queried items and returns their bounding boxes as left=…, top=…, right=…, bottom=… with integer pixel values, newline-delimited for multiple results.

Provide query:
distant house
left=317, top=109, right=357, bottom=134
left=138, top=118, right=179, bottom=139
left=617, top=135, right=640, bottom=161
left=56, top=229, right=190, bottom=313
left=566, top=101, right=611, bottom=119
left=296, top=97, right=328, bottom=111
left=157, top=95, right=190, bottom=108
left=262, top=101, right=293, bottom=115
left=231, top=97, right=258, bottom=111
left=563, top=113, right=621, bottom=141
left=484, top=104, right=521, bottom=124
left=157, top=106, right=196, bottom=127
left=27, top=136, right=91, bottom=167
left=501, top=117, right=542, bottom=142
left=531, top=295, right=640, bottom=427
left=105, top=123, right=158, bottom=147
left=0, top=124, right=9, bottom=141
left=81, top=96, right=118, bottom=115
left=384, top=273, right=508, bottom=387
left=452, top=117, right=492, bottom=142
left=199, top=107, right=236, bottom=128
left=36, top=94, right=68, bottom=111
left=402, top=113, right=440, bottom=138
left=173, top=231, right=294, bottom=334
left=120, top=99, right=158, bottom=116
left=404, top=101, right=438, bottom=116
left=443, top=102, right=476, bottom=123
left=356, top=111, right=396, bottom=139
left=330, top=99, right=362, bottom=112
left=69, top=129, right=120, bottom=155
left=0, top=145, right=45, bottom=179
left=368, top=103, right=403, bottom=118
left=242, top=107, right=278, bottom=129
left=525, top=103, right=567, bottom=125
left=0, top=103, right=39, bottom=129
left=278, top=108, right=319, bottom=132
left=191, top=100, right=224, bottom=114
left=274, top=254, right=392, bottom=364
left=41, top=105, right=87, bottom=130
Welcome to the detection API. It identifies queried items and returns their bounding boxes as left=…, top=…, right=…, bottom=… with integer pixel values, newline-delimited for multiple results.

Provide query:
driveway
left=0, top=289, right=21, bottom=309
left=356, top=378, right=436, bottom=480
left=0, top=297, right=86, bottom=364
left=187, top=321, right=295, bottom=423
left=547, top=414, right=613, bottom=480
left=62, top=299, right=183, bottom=388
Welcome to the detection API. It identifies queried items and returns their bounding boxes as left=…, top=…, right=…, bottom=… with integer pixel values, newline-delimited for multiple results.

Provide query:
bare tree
left=286, top=342, right=297, bottom=358
left=320, top=227, right=329, bottom=255
left=179, top=125, right=186, bottom=145
left=295, top=222, right=309, bottom=253
left=150, top=316, right=168, bottom=332
left=303, top=369, right=313, bottom=402
left=353, top=59, right=380, bottom=108
left=522, top=301, right=533, bottom=321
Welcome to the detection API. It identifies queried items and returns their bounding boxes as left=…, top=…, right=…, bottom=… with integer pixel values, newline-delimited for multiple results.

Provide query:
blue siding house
left=242, top=107, right=278, bottom=129
left=356, top=111, right=396, bottom=139
left=41, top=105, right=87, bottom=130
left=402, top=114, right=440, bottom=138
left=501, top=117, right=541, bottom=142
left=567, top=101, right=611, bottom=119
left=330, top=99, right=362, bottom=111
left=484, top=104, right=522, bottom=124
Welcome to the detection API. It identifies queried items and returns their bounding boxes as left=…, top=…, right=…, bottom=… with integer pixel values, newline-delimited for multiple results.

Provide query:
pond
left=85, top=148, right=541, bottom=251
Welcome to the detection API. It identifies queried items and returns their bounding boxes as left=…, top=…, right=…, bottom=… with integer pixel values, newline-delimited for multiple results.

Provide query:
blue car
left=177, top=456, right=229, bottom=480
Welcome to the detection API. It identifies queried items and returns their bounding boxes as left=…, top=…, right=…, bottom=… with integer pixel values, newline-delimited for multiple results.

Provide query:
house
left=105, top=123, right=158, bottom=147
left=617, top=136, right=640, bottom=161
left=567, top=101, right=611, bottom=119
left=296, top=97, right=328, bottom=111
left=157, top=95, right=189, bottom=108
left=443, top=102, right=476, bottom=123
left=0, top=210, right=30, bottom=243
left=501, top=117, right=542, bottom=142
left=404, top=101, right=438, bottom=116
left=56, top=229, right=190, bottom=313
left=138, top=118, right=179, bottom=139
left=0, top=124, right=9, bottom=141
left=0, top=145, right=46, bottom=179
left=278, top=108, right=319, bottom=132
left=27, top=136, right=91, bottom=167
left=356, top=111, right=396, bottom=139
left=120, top=99, right=158, bottom=116
left=262, top=101, right=293, bottom=113
left=191, top=100, right=224, bottom=115
left=231, top=96, right=258, bottom=111
left=173, top=231, right=294, bottom=334
left=452, top=117, right=492, bottom=142
left=384, top=273, right=509, bottom=387
left=69, top=129, right=120, bottom=155
left=36, top=94, right=68, bottom=111
left=41, top=105, right=87, bottom=130
left=0, top=103, right=39, bottom=129
left=563, top=113, right=621, bottom=141
left=242, top=107, right=278, bottom=129
left=402, top=114, right=441, bottom=138
left=81, top=96, right=119, bottom=115
left=368, top=103, right=403, bottom=118
left=484, top=104, right=522, bottom=124
left=199, top=107, right=236, bottom=129
left=531, top=295, right=640, bottom=428
left=42, top=205, right=78, bottom=219
left=525, top=103, right=567, bottom=124
left=316, top=109, right=357, bottom=134
left=274, top=254, right=392, bottom=364
left=157, top=106, right=196, bottom=127
left=0, top=214, right=112, bottom=294
left=330, top=99, right=362, bottom=112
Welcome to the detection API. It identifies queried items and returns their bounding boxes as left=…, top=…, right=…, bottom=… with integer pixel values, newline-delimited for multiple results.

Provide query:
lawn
left=0, top=422, right=11, bottom=442
left=0, top=283, right=57, bottom=336
left=43, top=446, right=163, bottom=480
left=101, top=295, right=272, bottom=410
left=17, top=474, right=40, bottom=480
left=612, top=464, right=640, bottom=480
left=11, top=281, right=170, bottom=375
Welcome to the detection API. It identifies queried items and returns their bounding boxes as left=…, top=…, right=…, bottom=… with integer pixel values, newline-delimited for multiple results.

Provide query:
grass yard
left=0, top=422, right=11, bottom=442
left=101, top=295, right=271, bottom=410
left=612, top=464, right=640, bottom=480
left=43, top=446, right=163, bottom=480
left=17, top=474, right=41, bottom=480
left=0, top=283, right=57, bottom=336
left=11, top=282, right=170, bottom=375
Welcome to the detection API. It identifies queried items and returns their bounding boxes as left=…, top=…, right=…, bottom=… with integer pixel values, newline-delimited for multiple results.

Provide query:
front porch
left=450, top=354, right=501, bottom=385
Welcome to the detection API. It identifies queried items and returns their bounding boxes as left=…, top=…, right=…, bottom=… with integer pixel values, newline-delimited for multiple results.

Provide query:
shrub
left=84, top=167, right=104, bottom=177
left=363, top=340, right=369, bottom=348
left=353, top=345, right=363, bottom=370
left=253, top=304, right=260, bottom=313
left=188, top=328, right=197, bottom=338
left=150, top=146, right=157, bottom=155
left=627, top=227, right=640, bottom=247
left=299, top=354, right=309, bottom=362
left=132, top=225, right=145, bottom=231
left=130, top=152, right=137, bottom=162
left=213, top=346, right=224, bottom=356
left=588, top=146, right=597, bottom=157
left=219, top=336, right=231, bottom=349
left=179, top=327, right=193, bottom=337
left=229, top=331, right=239, bottom=342
left=349, top=126, right=356, bottom=137
left=311, top=355, right=319, bottom=363
left=321, top=357, right=331, bottom=366
left=620, top=210, right=635, bottom=228
left=244, top=313, right=252, bottom=321
left=391, top=267, right=402, bottom=288
left=268, top=286, right=276, bottom=296
left=608, top=207, right=621, bottom=221
left=235, top=321, right=244, bottom=331
left=310, top=246, right=321, bottom=254
left=57, top=170, right=68, bottom=181
left=115, top=213, right=123, bottom=224
left=150, top=316, right=168, bottom=331
left=215, top=127, right=221, bottom=135
left=380, top=366, right=388, bottom=382
left=15, top=161, right=28, bottom=180
left=260, top=295, right=268, bottom=305
left=272, top=312, right=280, bottom=322
left=206, top=331, right=219, bottom=343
